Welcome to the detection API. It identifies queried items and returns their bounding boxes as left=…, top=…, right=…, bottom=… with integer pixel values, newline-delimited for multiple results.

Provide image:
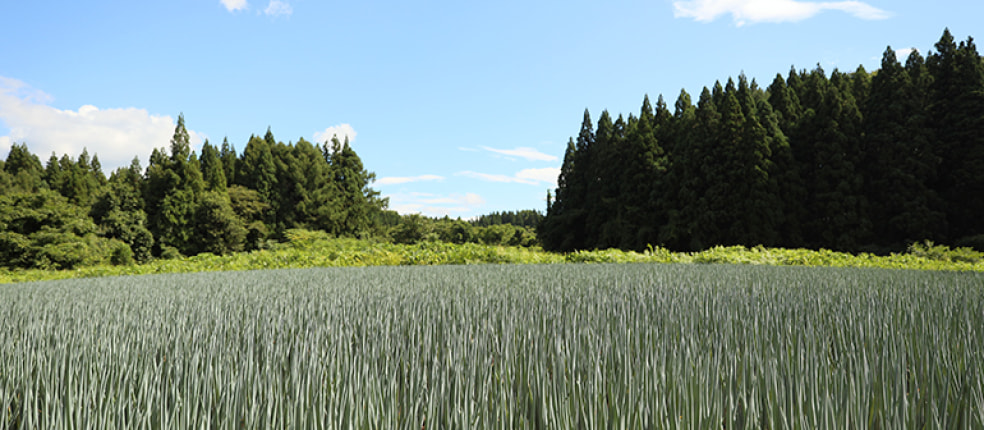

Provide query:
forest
left=540, top=29, right=984, bottom=254
left=0, top=114, right=542, bottom=270
left=0, top=116, right=394, bottom=269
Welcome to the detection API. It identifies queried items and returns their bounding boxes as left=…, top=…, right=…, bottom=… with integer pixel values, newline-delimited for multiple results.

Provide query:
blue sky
left=1, top=0, right=980, bottom=218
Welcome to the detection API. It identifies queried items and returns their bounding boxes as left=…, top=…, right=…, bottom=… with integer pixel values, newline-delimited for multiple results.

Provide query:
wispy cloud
left=478, top=146, right=558, bottom=162
left=263, top=0, right=292, bottom=17
left=313, top=123, right=356, bottom=145
left=386, top=192, right=486, bottom=217
left=515, top=167, right=560, bottom=185
left=376, top=174, right=445, bottom=185
left=457, top=167, right=559, bottom=186
left=0, top=76, right=204, bottom=171
left=220, top=0, right=248, bottom=12
left=673, top=0, right=890, bottom=26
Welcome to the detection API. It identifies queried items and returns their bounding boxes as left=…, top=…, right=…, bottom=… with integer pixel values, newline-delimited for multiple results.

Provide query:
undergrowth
left=1, top=230, right=981, bottom=284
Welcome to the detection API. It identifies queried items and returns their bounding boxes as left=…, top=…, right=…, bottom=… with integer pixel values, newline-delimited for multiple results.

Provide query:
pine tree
left=540, top=138, right=579, bottom=251
left=864, top=47, right=946, bottom=247
left=316, top=137, right=383, bottom=237
left=668, top=87, right=721, bottom=250
left=200, top=139, right=227, bottom=192
left=798, top=68, right=871, bottom=250
left=2, top=143, right=45, bottom=193
left=659, top=89, right=697, bottom=249
left=927, top=30, right=984, bottom=241
left=544, top=110, right=594, bottom=251
left=585, top=110, right=615, bottom=248
left=143, top=114, right=207, bottom=256
left=219, top=137, right=238, bottom=185
left=238, top=134, right=278, bottom=224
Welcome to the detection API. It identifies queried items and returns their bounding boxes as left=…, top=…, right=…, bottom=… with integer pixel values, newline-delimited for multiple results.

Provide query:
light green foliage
left=1, top=231, right=983, bottom=284
left=1, top=264, right=982, bottom=428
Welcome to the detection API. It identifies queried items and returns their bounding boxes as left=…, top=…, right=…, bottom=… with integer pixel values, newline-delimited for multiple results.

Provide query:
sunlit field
left=2, top=264, right=982, bottom=428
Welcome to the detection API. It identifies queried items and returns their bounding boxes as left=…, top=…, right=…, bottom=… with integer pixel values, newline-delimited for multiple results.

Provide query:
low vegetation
left=1, top=230, right=981, bottom=284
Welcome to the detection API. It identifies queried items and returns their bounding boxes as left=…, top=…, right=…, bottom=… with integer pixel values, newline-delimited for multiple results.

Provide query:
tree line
left=0, top=116, right=385, bottom=269
left=540, top=29, right=984, bottom=253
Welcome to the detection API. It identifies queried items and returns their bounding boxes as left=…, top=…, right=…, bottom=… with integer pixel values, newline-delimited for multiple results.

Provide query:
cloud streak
left=457, top=167, right=559, bottom=187
left=376, top=174, right=445, bottom=185
left=673, top=0, right=890, bottom=25
left=0, top=76, right=203, bottom=171
left=479, top=146, right=558, bottom=162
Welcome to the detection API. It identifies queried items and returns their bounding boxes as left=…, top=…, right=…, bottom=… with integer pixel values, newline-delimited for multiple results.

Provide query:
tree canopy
left=541, top=30, right=984, bottom=253
left=0, top=116, right=387, bottom=269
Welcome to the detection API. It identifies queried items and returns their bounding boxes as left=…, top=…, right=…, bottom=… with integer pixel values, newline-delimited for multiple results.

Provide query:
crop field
left=1, top=264, right=983, bottom=428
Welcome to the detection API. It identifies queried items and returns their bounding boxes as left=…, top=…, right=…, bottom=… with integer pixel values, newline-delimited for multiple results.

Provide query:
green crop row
left=2, top=264, right=982, bottom=428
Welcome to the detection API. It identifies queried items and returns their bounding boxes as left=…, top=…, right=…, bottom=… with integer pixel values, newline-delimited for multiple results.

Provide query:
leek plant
left=1, top=264, right=982, bottom=428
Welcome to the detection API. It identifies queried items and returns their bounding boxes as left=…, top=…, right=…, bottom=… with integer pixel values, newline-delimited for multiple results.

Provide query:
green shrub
left=110, top=243, right=135, bottom=266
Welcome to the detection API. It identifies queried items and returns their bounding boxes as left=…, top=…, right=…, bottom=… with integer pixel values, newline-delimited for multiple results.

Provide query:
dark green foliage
left=144, top=114, right=206, bottom=256
left=219, top=138, right=238, bottom=186
left=227, top=185, right=271, bottom=251
left=109, top=241, right=135, bottom=266
left=1, top=114, right=387, bottom=270
left=200, top=140, right=227, bottom=192
left=389, top=214, right=537, bottom=247
left=91, top=161, right=154, bottom=263
left=863, top=47, right=945, bottom=247
left=44, top=149, right=107, bottom=206
left=0, top=190, right=120, bottom=269
left=927, top=30, right=984, bottom=240
left=541, top=30, right=984, bottom=253
left=193, top=191, right=247, bottom=255
left=314, top=137, right=385, bottom=238
left=471, top=210, right=543, bottom=228
left=2, top=143, right=45, bottom=194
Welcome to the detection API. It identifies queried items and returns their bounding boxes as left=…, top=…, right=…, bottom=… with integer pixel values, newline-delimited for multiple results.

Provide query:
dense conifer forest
left=540, top=30, right=984, bottom=253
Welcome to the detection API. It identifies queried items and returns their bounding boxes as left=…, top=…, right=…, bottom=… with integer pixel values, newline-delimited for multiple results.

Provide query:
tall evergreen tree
left=200, top=139, right=227, bottom=192
left=2, top=143, right=45, bottom=193
left=219, top=137, right=238, bottom=185
left=864, top=47, right=946, bottom=247
left=315, top=137, right=384, bottom=237
left=144, top=114, right=206, bottom=255
left=238, top=134, right=279, bottom=224
left=798, top=68, right=871, bottom=250
left=927, top=30, right=984, bottom=240
left=659, top=89, right=697, bottom=249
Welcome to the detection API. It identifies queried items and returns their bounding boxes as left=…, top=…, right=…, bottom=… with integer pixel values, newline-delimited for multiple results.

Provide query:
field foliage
left=1, top=230, right=982, bottom=284
left=1, top=264, right=982, bottom=428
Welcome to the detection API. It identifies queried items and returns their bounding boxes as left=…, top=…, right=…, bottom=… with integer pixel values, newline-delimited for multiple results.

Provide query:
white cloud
left=0, top=76, right=203, bottom=172
left=313, top=123, right=356, bottom=145
left=221, top=0, right=248, bottom=12
left=264, top=0, right=292, bottom=17
left=673, top=0, right=890, bottom=25
left=386, top=192, right=486, bottom=217
left=895, top=48, right=916, bottom=61
left=376, top=174, right=445, bottom=185
left=515, top=167, right=560, bottom=185
left=479, top=146, right=558, bottom=162
left=457, top=167, right=559, bottom=187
